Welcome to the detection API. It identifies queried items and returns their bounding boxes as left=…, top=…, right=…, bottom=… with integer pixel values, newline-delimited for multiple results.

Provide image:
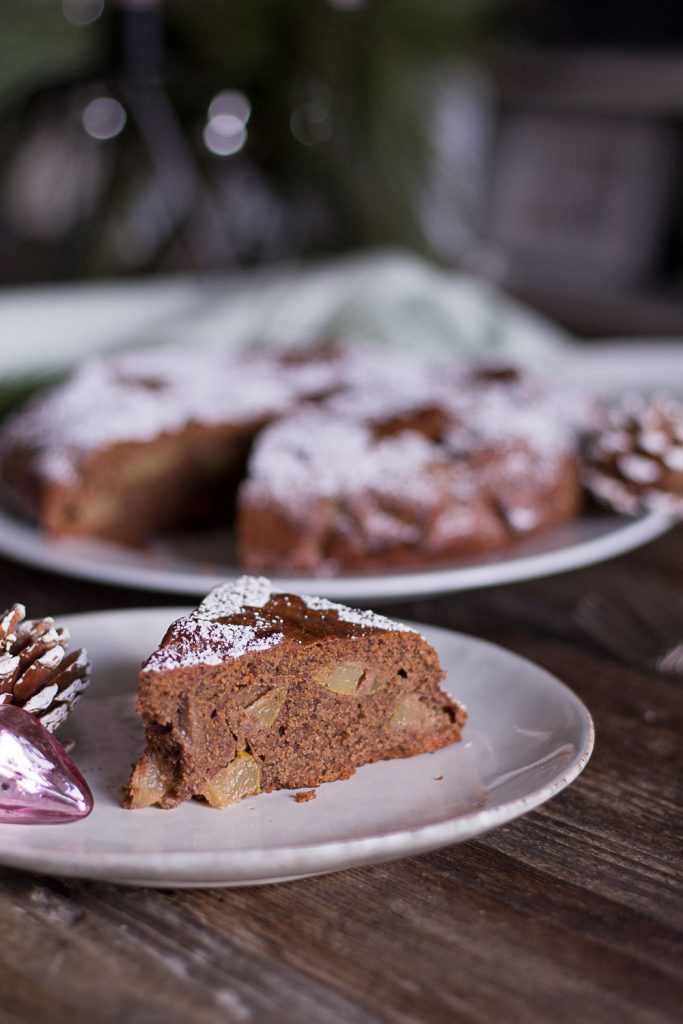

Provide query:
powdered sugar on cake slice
left=143, top=576, right=414, bottom=672
left=143, top=618, right=286, bottom=672
left=194, top=575, right=274, bottom=620
left=301, top=594, right=416, bottom=635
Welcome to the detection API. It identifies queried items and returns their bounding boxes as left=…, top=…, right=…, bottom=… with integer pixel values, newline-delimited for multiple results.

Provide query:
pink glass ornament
left=0, top=704, right=93, bottom=824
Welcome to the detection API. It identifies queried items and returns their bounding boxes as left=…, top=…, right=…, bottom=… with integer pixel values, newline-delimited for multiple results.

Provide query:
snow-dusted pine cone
left=0, top=604, right=90, bottom=732
left=583, top=394, right=683, bottom=516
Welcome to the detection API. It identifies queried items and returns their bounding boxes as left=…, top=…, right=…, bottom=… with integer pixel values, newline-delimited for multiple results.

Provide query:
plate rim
left=0, top=500, right=673, bottom=601
left=0, top=610, right=595, bottom=886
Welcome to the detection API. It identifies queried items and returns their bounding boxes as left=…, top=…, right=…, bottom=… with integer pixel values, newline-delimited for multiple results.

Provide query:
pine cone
left=0, top=604, right=90, bottom=733
left=583, top=394, right=683, bottom=516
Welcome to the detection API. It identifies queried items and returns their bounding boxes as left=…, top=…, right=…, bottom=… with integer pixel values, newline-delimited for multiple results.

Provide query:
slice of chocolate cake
left=125, top=577, right=465, bottom=809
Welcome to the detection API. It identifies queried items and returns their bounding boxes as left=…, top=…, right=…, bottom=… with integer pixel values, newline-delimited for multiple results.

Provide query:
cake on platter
left=0, top=340, right=593, bottom=575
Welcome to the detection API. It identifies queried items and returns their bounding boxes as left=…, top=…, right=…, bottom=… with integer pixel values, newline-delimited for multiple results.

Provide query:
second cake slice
left=126, top=577, right=465, bottom=809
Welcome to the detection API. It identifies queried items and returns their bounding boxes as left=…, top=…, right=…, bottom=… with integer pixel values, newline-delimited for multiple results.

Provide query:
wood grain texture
left=0, top=527, right=681, bottom=1024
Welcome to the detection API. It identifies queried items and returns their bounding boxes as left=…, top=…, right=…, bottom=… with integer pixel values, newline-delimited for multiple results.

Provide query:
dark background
left=2, top=0, right=683, bottom=336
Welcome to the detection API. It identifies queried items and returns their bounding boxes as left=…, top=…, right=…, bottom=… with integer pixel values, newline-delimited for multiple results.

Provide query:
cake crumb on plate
left=294, top=790, right=317, bottom=803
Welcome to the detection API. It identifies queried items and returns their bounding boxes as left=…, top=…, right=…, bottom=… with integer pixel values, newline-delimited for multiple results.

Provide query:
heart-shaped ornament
left=0, top=704, right=93, bottom=824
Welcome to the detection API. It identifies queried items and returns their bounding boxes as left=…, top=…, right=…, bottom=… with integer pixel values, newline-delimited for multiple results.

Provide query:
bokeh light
left=203, top=90, right=250, bottom=157
left=203, top=117, right=247, bottom=157
left=208, top=90, right=251, bottom=126
left=62, top=0, right=104, bottom=26
left=82, top=97, right=127, bottom=140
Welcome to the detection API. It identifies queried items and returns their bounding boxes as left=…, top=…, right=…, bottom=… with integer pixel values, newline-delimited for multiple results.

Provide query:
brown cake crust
left=125, top=577, right=465, bottom=809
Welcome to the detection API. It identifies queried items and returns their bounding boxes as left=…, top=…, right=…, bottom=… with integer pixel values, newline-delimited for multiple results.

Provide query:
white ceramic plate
left=0, top=608, right=594, bottom=888
left=0, top=501, right=672, bottom=602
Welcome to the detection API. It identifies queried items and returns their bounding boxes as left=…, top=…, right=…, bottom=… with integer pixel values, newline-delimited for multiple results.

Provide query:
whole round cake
left=0, top=341, right=586, bottom=574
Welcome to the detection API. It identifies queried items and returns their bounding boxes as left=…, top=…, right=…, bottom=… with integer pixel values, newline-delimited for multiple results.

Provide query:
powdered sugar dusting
left=244, top=376, right=576, bottom=543
left=243, top=354, right=582, bottom=520
left=443, top=371, right=575, bottom=467
left=195, top=575, right=273, bottom=620
left=302, top=594, right=415, bottom=634
left=0, top=348, right=326, bottom=484
left=142, top=576, right=413, bottom=672
left=0, top=341, right=584, bottom=493
left=143, top=618, right=285, bottom=672
left=245, top=411, right=448, bottom=517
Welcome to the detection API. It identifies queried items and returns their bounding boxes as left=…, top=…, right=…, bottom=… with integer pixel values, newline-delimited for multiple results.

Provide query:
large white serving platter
left=0, top=608, right=594, bottom=888
left=0, top=502, right=672, bottom=602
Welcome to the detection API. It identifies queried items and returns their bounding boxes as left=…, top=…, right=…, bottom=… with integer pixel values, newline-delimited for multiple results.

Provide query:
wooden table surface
left=1, top=529, right=681, bottom=1024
